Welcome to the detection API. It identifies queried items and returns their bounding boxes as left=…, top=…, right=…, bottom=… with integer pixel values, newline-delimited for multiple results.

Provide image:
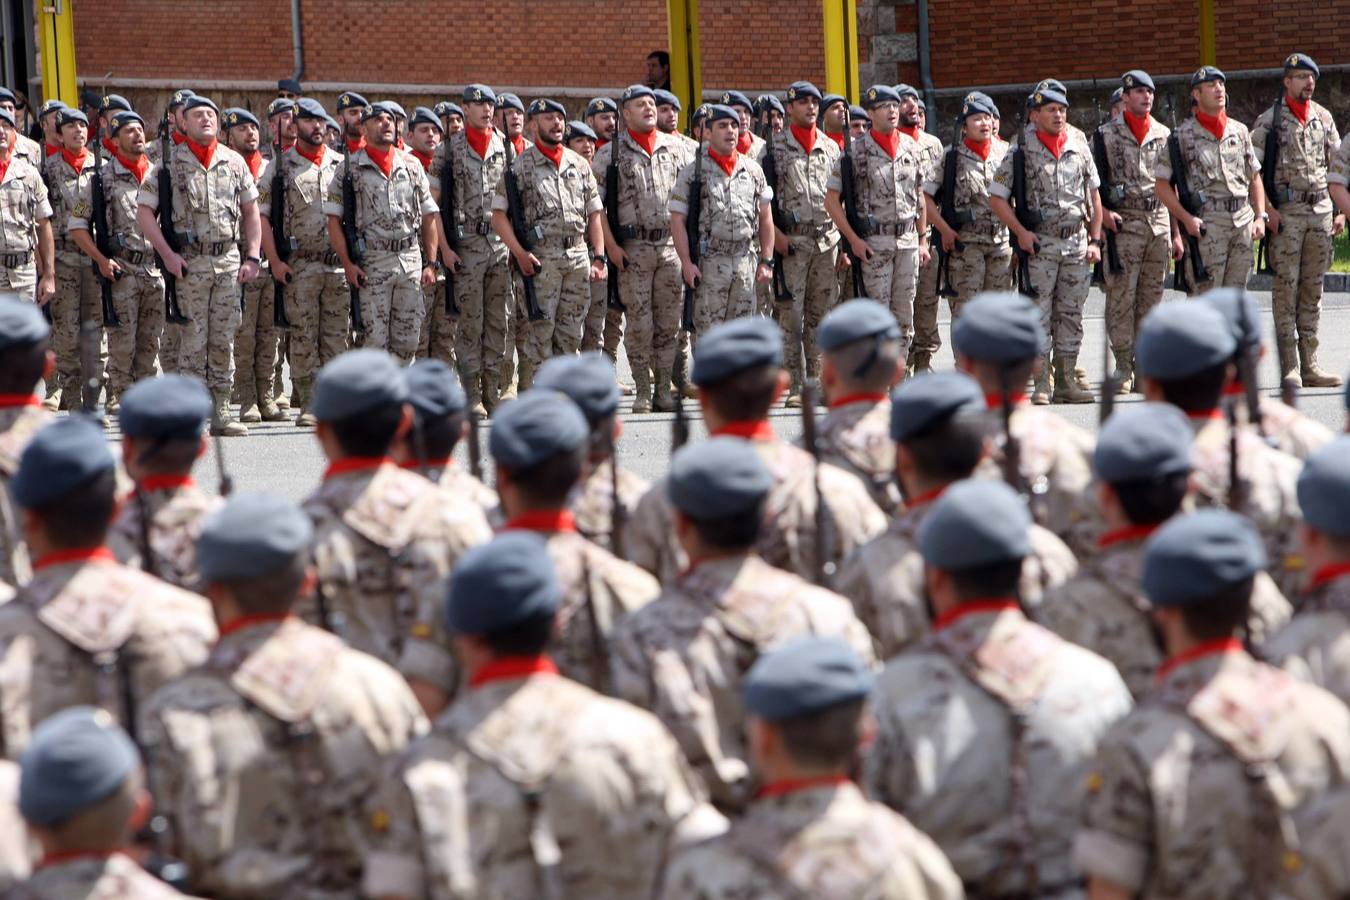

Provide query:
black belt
left=873, top=219, right=916, bottom=236
left=181, top=240, right=234, bottom=256
left=1, top=251, right=32, bottom=268
left=473, top=220, right=495, bottom=236
left=958, top=221, right=1006, bottom=236
left=1204, top=196, right=1249, bottom=213
left=785, top=221, right=836, bottom=238
left=366, top=235, right=418, bottom=252
left=620, top=225, right=671, bottom=242
left=534, top=234, right=585, bottom=250
left=116, top=250, right=148, bottom=266
left=1117, top=196, right=1161, bottom=212
left=704, top=237, right=751, bottom=256
left=1277, top=187, right=1328, bottom=205
left=292, top=248, right=342, bottom=265
left=1035, top=222, right=1086, bottom=239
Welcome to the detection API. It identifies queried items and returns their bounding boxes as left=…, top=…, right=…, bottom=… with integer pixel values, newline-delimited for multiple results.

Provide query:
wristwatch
left=591, top=252, right=608, bottom=265
left=758, top=257, right=774, bottom=268
left=1088, top=238, right=1103, bottom=248
left=1259, top=212, right=1271, bottom=221
left=244, top=254, right=262, bottom=265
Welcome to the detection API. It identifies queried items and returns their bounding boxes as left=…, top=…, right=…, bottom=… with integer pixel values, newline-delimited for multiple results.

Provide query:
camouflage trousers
left=453, top=236, right=512, bottom=379
left=860, top=238, right=919, bottom=351
left=603, top=305, right=624, bottom=359
left=105, top=267, right=164, bottom=395
left=1269, top=209, right=1332, bottom=343
left=1103, top=226, right=1169, bottom=354
left=582, top=279, right=606, bottom=351
left=755, top=279, right=773, bottom=317
left=283, top=259, right=350, bottom=379
left=947, top=239, right=1013, bottom=318
left=911, top=248, right=940, bottom=355
left=417, top=277, right=455, bottom=365
left=233, top=268, right=277, bottom=391
left=1193, top=216, right=1254, bottom=293
left=174, top=263, right=241, bottom=391
left=360, top=250, right=425, bottom=364
left=51, top=249, right=104, bottom=400
left=1026, top=237, right=1090, bottom=355
left=517, top=245, right=589, bottom=368
left=772, top=238, right=839, bottom=380
left=691, top=251, right=755, bottom=339
left=161, top=314, right=181, bottom=373
left=617, top=239, right=682, bottom=372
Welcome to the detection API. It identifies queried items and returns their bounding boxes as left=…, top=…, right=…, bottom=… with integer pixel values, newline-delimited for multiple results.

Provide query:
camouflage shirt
left=827, top=131, right=926, bottom=247
left=8, top=852, right=200, bottom=899
left=258, top=143, right=345, bottom=258
left=1265, top=571, right=1350, bottom=705
left=922, top=138, right=1011, bottom=246
left=566, top=459, right=649, bottom=556
left=767, top=125, right=842, bottom=252
left=1097, top=114, right=1171, bottom=237
left=990, top=124, right=1099, bottom=254
left=68, top=151, right=161, bottom=275
left=1251, top=99, right=1340, bottom=216
left=592, top=129, right=686, bottom=233
left=321, top=145, right=436, bottom=266
left=138, top=141, right=258, bottom=276
left=0, top=157, right=51, bottom=292
left=669, top=147, right=771, bottom=245
left=430, top=127, right=507, bottom=243
left=491, top=143, right=601, bottom=246
left=1239, top=395, right=1335, bottom=461
left=1153, top=116, right=1260, bottom=228
left=0, top=404, right=49, bottom=586
left=107, top=479, right=223, bottom=592
left=39, top=149, right=95, bottom=248
left=815, top=397, right=900, bottom=516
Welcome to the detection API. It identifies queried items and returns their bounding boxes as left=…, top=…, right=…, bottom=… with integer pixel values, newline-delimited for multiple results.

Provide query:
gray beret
left=1029, top=87, right=1069, bottom=108
left=1092, top=403, right=1193, bottom=483
left=361, top=101, right=398, bottom=122
left=13, top=417, right=114, bottom=509
left=38, top=99, right=67, bottom=118
left=1121, top=70, right=1156, bottom=91
left=1142, top=509, right=1265, bottom=607
left=183, top=95, right=219, bottom=115
left=894, top=83, right=920, bottom=101
left=818, top=299, right=900, bottom=352
left=1298, top=436, right=1350, bottom=538
left=863, top=85, right=901, bottom=108
left=918, top=479, right=1031, bottom=569
left=434, top=101, right=464, bottom=119
left=463, top=84, right=496, bottom=105
left=293, top=98, right=327, bottom=120
left=961, top=91, right=998, bottom=120
left=167, top=88, right=196, bottom=110
left=118, top=374, right=212, bottom=440
left=496, top=93, right=525, bottom=113
left=277, top=77, right=303, bottom=95
left=489, top=390, right=588, bottom=468
left=198, top=493, right=313, bottom=582
left=311, top=349, right=409, bottom=422
left=754, top=94, right=785, bottom=116
left=108, top=110, right=145, bottom=135
left=267, top=97, right=296, bottom=118
left=585, top=96, right=617, bottom=116
left=383, top=101, right=407, bottom=120
left=534, top=352, right=621, bottom=421
left=19, top=707, right=139, bottom=828
left=1201, top=287, right=1260, bottom=351
left=404, top=359, right=466, bottom=421
left=222, top=107, right=259, bottom=130
left=692, top=316, right=783, bottom=386
left=621, top=84, right=656, bottom=105
left=1110, top=88, right=1124, bottom=106
left=706, top=104, right=739, bottom=125
left=0, top=296, right=50, bottom=350
left=668, top=436, right=772, bottom=520
left=335, top=91, right=368, bottom=112
left=409, top=106, right=441, bottom=130
left=849, top=105, right=869, bottom=123
left=719, top=90, right=753, bottom=112
left=653, top=89, right=681, bottom=110
left=99, top=94, right=132, bottom=113
left=1284, top=53, right=1320, bottom=78
left=445, top=531, right=561, bottom=634
left=952, top=292, right=1046, bottom=363
left=58, top=108, right=88, bottom=128
left=785, top=82, right=822, bottom=104
left=1191, top=66, right=1226, bottom=88
left=744, top=636, right=873, bottom=721
left=565, top=120, right=598, bottom=143
left=1136, top=302, right=1236, bottom=380
left=527, top=98, right=566, bottom=118
left=890, top=372, right=984, bottom=443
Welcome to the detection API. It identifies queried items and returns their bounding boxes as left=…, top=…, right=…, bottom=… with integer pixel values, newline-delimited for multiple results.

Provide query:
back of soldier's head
left=918, top=480, right=1030, bottom=600
left=1142, top=509, right=1262, bottom=642
left=313, top=350, right=409, bottom=458
left=535, top=353, right=621, bottom=460
left=818, top=299, right=902, bottom=394
left=119, top=374, right=212, bottom=477
left=668, top=437, right=772, bottom=552
left=490, top=391, right=589, bottom=506
left=404, top=361, right=468, bottom=461
left=890, top=372, right=987, bottom=484
left=1093, top=403, right=1194, bottom=526
left=14, top=417, right=117, bottom=548
left=0, top=297, right=51, bottom=395
left=447, top=531, right=560, bottom=657
left=1136, top=302, right=1235, bottom=414
left=197, top=494, right=313, bottom=615
left=692, top=318, right=784, bottom=423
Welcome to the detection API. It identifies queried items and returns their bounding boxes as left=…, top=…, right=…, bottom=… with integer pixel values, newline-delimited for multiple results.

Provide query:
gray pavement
left=121, top=287, right=1350, bottom=502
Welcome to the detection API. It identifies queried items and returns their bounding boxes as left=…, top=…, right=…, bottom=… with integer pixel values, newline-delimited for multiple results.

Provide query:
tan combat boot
left=41, top=384, right=60, bottom=411
left=908, top=349, right=932, bottom=376
left=274, top=365, right=290, bottom=410
left=517, top=359, right=535, bottom=393
left=293, top=377, right=317, bottom=427
left=1112, top=349, right=1134, bottom=395
left=258, top=380, right=287, bottom=422
left=239, top=381, right=261, bottom=423
left=211, top=391, right=249, bottom=436
left=466, top=375, right=488, bottom=418
left=1276, top=338, right=1301, bottom=388
left=1032, top=354, right=1053, bottom=405
left=631, top=367, right=653, bottom=414
left=1052, top=354, right=1094, bottom=404
left=1299, top=337, right=1343, bottom=388
left=784, top=369, right=803, bottom=409
left=104, top=388, right=121, bottom=416
left=652, top=368, right=675, bottom=412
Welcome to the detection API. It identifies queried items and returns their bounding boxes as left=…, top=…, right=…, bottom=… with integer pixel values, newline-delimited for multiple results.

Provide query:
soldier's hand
left=754, top=260, right=773, bottom=284
left=939, top=227, right=957, bottom=253
left=344, top=262, right=367, bottom=288
left=1183, top=215, right=1204, bottom=239
left=97, top=257, right=122, bottom=281
left=1251, top=218, right=1266, bottom=242
left=1016, top=230, right=1038, bottom=256
left=420, top=264, right=437, bottom=287
left=773, top=231, right=790, bottom=256
left=1335, top=214, right=1347, bottom=237
left=612, top=246, right=629, bottom=273
left=238, top=259, right=260, bottom=284
left=836, top=251, right=851, bottom=271
left=589, top=258, right=606, bottom=282
left=848, top=235, right=873, bottom=262
left=1087, top=243, right=1102, bottom=265
left=1266, top=208, right=1281, bottom=235
left=163, top=251, right=187, bottom=279
left=681, top=260, right=702, bottom=289
left=272, top=261, right=294, bottom=285
left=1104, top=211, right=1123, bottom=233
left=515, top=251, right=541, bottom=277
left=37, top=274, right=56, bottom=306
left=443, top=248, right=463, bottom=274
left=918, top=242, right=932, bottom=267
left=1171, top=235, right=1186, bottom=261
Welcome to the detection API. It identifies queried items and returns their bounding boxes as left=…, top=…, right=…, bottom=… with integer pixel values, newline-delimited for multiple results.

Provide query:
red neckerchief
left=503, top=509, right=577, bottom=533
left=322, top=456, right=391, bottom=481
left=0, top=394, right=39, bottom=408
left=346, top=136, right=367, bottom=154
left=898, top=125, right=921, bottom=142
left=137, top=474, right=195, bottom=493
left=364, top=143, right=395, bottom=178
left=411, top=148, right=433, bottom=171
left=870, top=129, right=900, bottom=159
left=932, top=598, right=1020, bottom=632
left=828, top=391, right=887, bottom=409
left=1186, top=408, right=1223, bottom=421
left=1097, top=523, right=1159, bottom=550
left=465, top=126, right=492, bottom=160
left=1124, top=110, right=1151, bottom=145
left=511, top=134, right=526, bottom=155
left=1035, top=129, right=1067, bottom=159
left=242, top=150, right=263, bottom=180
left=61, top=147, right=88, bottom=173
left=36, top=849, right=124, bottom=871
left=470, top=655, right=558, bottom=689
left=984, top=392, right=1027, bottom=409
left=217, top=612, right=293, bottom=640
left=708, top=147, right=738, bottom=177
left=172, top=132, right=187, bottom=146
left=1286, top=96, right=1310, bottom=126
left=826, top=130, right=845, bottom=150
left=185, top=137, right=216, bottom=169
left=0, top=158, right=8, bottom=183
left=535, top=140, right=564, bottom=168
left=112, top=148, right=149, bottom=182
left=396, top=137, right=406, bottom=150
left=712, top=419, right=775, bottom=441
left=963, top=137, right=991, bottom=160
left=757, top=775, right=851, bottom=799
left=1308, top=563, right=1350, bottom=592
left=294, top=140, right=325, bottom=166
left=102, top=137, right=118, bottom=156
left=905, top=484, right=946, bottom=509
left=596, top=138, right=609, bottom=150
left=43, top=141, right=62, bottom=157
left=399, top=456, right=451, bottom=470
left=280, top=139, right=296, bottom=151
left=33, top=546, right=116, bottom=572
left=1194, top=109, right=1227, bottom=141
left=736, top=131, right=754, bottom=154
left=1156, top=637, right=1243, bottom=683
left=790, top=123, right=817, bottom=153
left=628, top=128, right=658, bottom=156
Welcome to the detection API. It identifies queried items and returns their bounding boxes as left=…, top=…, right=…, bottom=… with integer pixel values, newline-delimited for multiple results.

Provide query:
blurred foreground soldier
left=0, top=417, right=216, bottom=757
left=1251, top=53, right=1342, bottom=388
left=107, top=375, right=223, bottom=589
left=814, top=298, right=904, bottom=514
left=1135, top=301, right=1303, bottom=596
left=837, top=370, right=1077, bottom=658
left=0, top=757, right=30, bottom=889
left=303, top=350, right=490, bottom=714
left=0, top=299, right=53, bottom=586
left=661, top=637, right=963, bottom=900
left=17, top=707, right=194, bottom=898
left=536, top=352, right=649, bottom=553
left=1038, top=403, right=1290, bottom=697
left=0, top=106, right=55, bottom=307
left=392, top=359, right=498, bottom=517
left=627, top=317, right=885, bottom=582
left=1076, top=510, right=1350, bottom=900
left=868, top=479, right=1132, bottom=898
left=613, top=437, right=876, bottom=811
left=142, top=494, right=427, bottom=897
left=362, top=530, right=723, bottom=900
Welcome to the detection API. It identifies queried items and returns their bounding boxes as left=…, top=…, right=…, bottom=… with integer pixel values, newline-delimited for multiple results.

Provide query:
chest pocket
left=1219, top=135, right=1248, bottom=184
left=1292, top=118, right=1327, bottom=165
left=294, top=165, right=319, bottom=207
left=387, top=167, right=417, bottom=223
left=557, top=165, right=586, bottom=223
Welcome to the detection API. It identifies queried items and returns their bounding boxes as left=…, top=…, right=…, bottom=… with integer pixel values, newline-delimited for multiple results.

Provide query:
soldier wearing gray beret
left=198, top=493, right=313, bottom=584
left=312, top=349, right=409, bottom=423
left=918, top=478, right=1032, bottom=572
left=692, top=317, right=784, bottom=387
left=445, top=530, right=560, bottom=637
left=668, top=436, right=773, bottom=523
left=1136, top=302, right=1236, bottom=384
left=1142, top=509, right=1266, bottom=609
left=490, top=390, right=588, bottom=471
left=12, top=417, right=114, bottom=510
left=0, top=295, right=50, bottom=353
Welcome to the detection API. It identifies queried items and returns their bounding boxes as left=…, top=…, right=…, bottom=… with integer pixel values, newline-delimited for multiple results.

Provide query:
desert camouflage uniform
left=0, top=553, right=216, bottom=758
left=406, top=458, right=500, bottom=521
left=0, top=760, right=30, bottom=891
left=106, top=478, right=223, bottom=591
left=815, top=395, right=900, bottom=515
left=627, top=433, right=887, bottom=584
left=231, top=154, right=277, bottom=415
left=1075, top=647, right=1350, bottom=899
left=141, top=617, right=426, bottom=897
left=10, top=134, right=42, bottom=170
left=868, top=604, right=1132, bottom=899
left=9, top=852, right=196, bottom=898
left=0, top=402, right=49, bottom=586
left=1283, top=784, right=1350, bottom=900
left=407, top=149, right=454, bottom=367
left=362, top=669, right=722, bottom=900
left=907, top=129, right=948, bottom=368
left=0, top=157, right=49, bottom=298
left=661, top=781, right=963, bottom=900
left=1238, top=395, right=1334, bottom=460
left=611, top=554, right=876, bottom=811
left=1265, top=570, right=1350, bottom=704
left=567, top=459, right=649, bottom=555
left=41, top=149, right=102, bottom=406
left=922, top=137, right=1012, bottom=317
left=302, top=461, right=491, bottom=696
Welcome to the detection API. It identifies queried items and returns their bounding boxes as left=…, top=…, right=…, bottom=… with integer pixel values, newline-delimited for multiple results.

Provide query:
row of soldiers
left=3, top=263, right=1350, bottom=896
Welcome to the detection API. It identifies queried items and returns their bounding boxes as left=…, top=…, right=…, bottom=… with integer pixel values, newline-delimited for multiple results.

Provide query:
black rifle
left=1256, top=86, right=1284, bottom=276
left=339, top=144, right=366, bottom=332
left=157, top=121, right=190, bottom=324
left=839, top=131, right=868, bottom=298
left=1010, top=115, right=1042, bottom=298
left=603, top=133, right=627, bottom=312
left=503, top=139, right=547, bottom=322
left=757, top=122, right=793, bottom=302
left=88, top=139, right=123, bottom=327
left=998, top=363, right=1028, bottom=497
left=797, top=322, right=831, bottom=588
left=211, top=415, right=234, bottom=496
left=438, top=140, right=461, bottom=315
left=1090, top=99, right=1124, bottom=286
left=270, top=142, right=293, bottom=327
left=467, top=410, right=483, bottom=480
left=934, top=118, right=969, bottom=299
left=1166, top=98, right=1209, bottom=294
left=671, top=363, right=690, bottom=452
left=608, top=428, right=626, bottom=558
left=680, top=139, right=704, bottom=332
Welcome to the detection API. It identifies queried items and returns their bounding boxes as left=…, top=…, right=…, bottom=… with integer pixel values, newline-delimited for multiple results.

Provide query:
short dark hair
left=1178, top=575, right=1254, bottom=642
left=585, top=414, right=617, bottom=462
left=499, top=446, right=585, bottom=506
left=30, top=468, right=117, bottom=548
left=0, top=339, right=48, bottom=395
left=1157, top=362, right=1227, bottom=414
left=948, top=557, right=1024, bottom=601
left=129, top=435, right=201, bottom=475
left=683, top=498, right=766, bottom=551
left=219, top=554, right=306, bottom=616
left=480, top=611, right=555, bottom=657
left=1110, top=473, right=1189, bottom=526
left=414, top=411, right=465, bottom=461
left=330, top=403, right=404, bottom=458
left=774, top=699, right=865, bottom=769
left=648, top=51, right=670, bottom=67
left=702, top=365, right=779, bottom=422
left=903, top=411, right=987, bottom=482
left=828, top=337, right=901, bottom=394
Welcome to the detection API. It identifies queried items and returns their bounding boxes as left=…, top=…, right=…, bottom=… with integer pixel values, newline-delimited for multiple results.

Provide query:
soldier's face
left=899, top=96, right=921, bottom=126
left=229, top=122, right=260, bottom=154
left=1124, top=87, right=1153, bottom=118
left=536, top=111, right=565, bottom=145
left=409, top=122, right=441, bottom=154
left=656, top=104, right=679, bottom=133
left=185, top=108, right=217, bottom=142
left=594, top=111, right=616, bottom=140
left=172, top=109, right=189, bottom=134
left=447, top=114, right=464, bottom=134
left=850, top=118, right=869, bottom=138
left=295, top=117, right=325, bottom=146
left=0, top=121, right=12, bottom=155
left=116, top=122, right=146, bottom=155
left=709, top=118, right=738, bottom=154
left=623, top=97, right=657, bottom=133
left=735, top=107, right=752, bottom=132
left=1285, top=70, right=1315, bottom=101
left=364, top=112, right=395, bottom=147
left=1192, top=80, right=1225, bottom=113
left=1110, top=101, right=1125, bottom=119
left=767, top=110, right=784, bottom=132
left=271, top=110, right=297, bottom=142
left=503, top=109, right=525, bottom=137
left=963, top=112, right=993, bottom=142
left=822, top=103, right=845, bottom=132
left=567, top=136, right=595, bottom=161
left=60, top=120, right=88, bottom=151
left=868, top=101, right=899, bottom=133
left=1033, top=103, right=1067, bottom=134
left=341, top=107, right=363, bottom=137
left=464, top=100, right=494, bottom=130
left=41, top=111, right=62, bottom=142
left=788, top=97, right=818, bottom=129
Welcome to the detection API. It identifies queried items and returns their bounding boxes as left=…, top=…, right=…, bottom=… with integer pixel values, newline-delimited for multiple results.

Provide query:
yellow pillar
left=822, top=0, right=859, bottom=103
left=37, top=0, right=78, bottom=106
left=1198, top=0, right=1216, bottom=66
left=667, top=0, right=702, bottom=130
